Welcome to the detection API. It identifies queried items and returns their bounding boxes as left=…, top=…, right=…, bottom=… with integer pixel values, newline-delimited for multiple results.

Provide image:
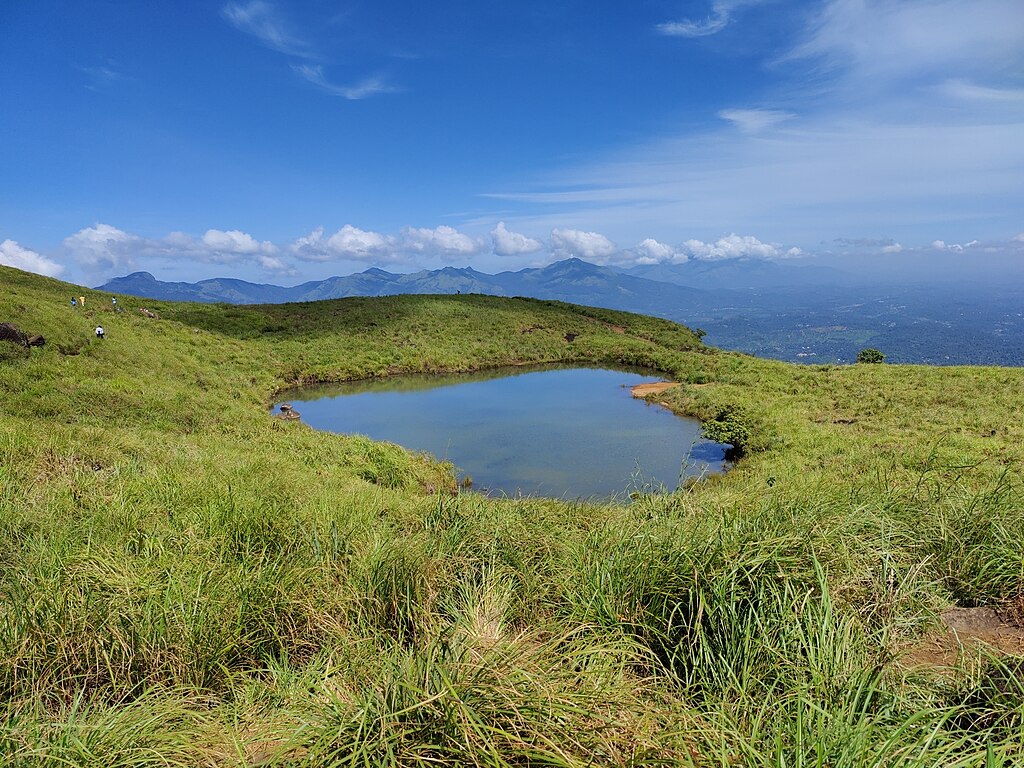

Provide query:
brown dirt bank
left=630, top=382, right=678, bottom=398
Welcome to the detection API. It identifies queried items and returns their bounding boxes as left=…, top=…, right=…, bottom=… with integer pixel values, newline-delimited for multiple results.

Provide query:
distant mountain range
left=101, top=259, right=666, bottom=302
left=98, top=257, right=1024, bottom=367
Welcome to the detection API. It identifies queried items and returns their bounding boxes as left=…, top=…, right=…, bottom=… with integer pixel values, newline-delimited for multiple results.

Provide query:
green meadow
left=1, top=263, right=1023, bottom=767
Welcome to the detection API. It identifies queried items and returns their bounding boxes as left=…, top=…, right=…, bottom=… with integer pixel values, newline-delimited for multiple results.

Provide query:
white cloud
left=683, top=234, right=784, bottom=260
left=201, top=229, right=277, bottom=255
left=290, top=225, right=397, bottom=262
left=329, top=224, right=393, bottom=257
left=401, top=225, right=483, bottom=256
left=222, top=1, right=311, bottom=58
left=63, top=223, right=141, bottom=273
left=881, top=243, right=903, bottom=253
left=257, top=254, right=294, bottom=274
left=657, top=0, right=764, bottom=37
left=1015, top=233, right=1024, bottom=242
left=633, top=238, right=685, bottom=264
left=550, top=228, right=617, bottom=262
left=292, top=64, right=394, bottom=100
left=0, top=239, right=65, bottom=278
left=787, top=0, right=1024, bottom=83
left=491, top=0, right=1024, bottom=247
left=719, top=108, right=794, bottom=133
left=491, top=222, right=543, bottom=256
left=938, top=79, right=1024, bottom=104
left=62, top=223, right=294, bottom=280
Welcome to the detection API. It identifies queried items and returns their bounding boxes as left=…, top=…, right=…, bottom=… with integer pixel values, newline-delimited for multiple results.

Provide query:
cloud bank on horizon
left=5, top=222, right=1024, bottom=288
left=0, top=0, right=1021, bottom=284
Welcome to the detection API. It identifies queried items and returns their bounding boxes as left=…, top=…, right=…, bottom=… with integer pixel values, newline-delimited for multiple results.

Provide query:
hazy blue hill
left=97, top=259, right=717, bottom=312
left=99, top=271, right=295, bottom=303
left=624, top=257, right=849, bottom=289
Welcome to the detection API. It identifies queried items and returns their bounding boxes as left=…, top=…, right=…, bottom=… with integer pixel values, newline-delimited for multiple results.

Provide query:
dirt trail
left=904, top=605, right=1024, bottom=669
left=630, top=382, right=678, bottom=398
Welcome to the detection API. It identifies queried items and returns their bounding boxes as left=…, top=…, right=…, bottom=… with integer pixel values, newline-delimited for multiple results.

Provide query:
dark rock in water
left=276, top=403, right=300, bottom=420
left=0, top=322, right=29, bottom=347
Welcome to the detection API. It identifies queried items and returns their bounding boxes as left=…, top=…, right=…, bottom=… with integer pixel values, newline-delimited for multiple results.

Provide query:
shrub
left=856, top=348, right=886, bottom=364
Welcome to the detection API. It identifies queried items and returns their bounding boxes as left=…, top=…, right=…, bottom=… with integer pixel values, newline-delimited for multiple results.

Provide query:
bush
left=856, top=348, right=885, bottom=364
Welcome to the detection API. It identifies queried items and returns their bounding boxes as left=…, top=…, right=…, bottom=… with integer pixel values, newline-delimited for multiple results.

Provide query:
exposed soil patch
left=630, top=382, right=678, bottom=398
left=904, top=604, right=1024, bottom=669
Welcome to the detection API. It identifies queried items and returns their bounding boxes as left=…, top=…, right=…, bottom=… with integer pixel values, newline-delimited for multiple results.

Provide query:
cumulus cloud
left=682, top=233, right=786, bottom=260
left=257, top=254, right=295, bottom=274
left=633, top=238, right=685, bottom=264
left=0, top=239, right=65, bottom=278
left=60, top=223, right=292, bottom=280
left=401, top=225, right=483, bottom=256
left=550, top=228, right=617, bottom=262
left=291, top=224, right=486, bottom=264
left=63, top=223, right=142, bottom=273
left=201, top=228, right=277, bottom=255
left=491, top=222, right=543, bottom=256
left=290, top=225, right=397, bottom=262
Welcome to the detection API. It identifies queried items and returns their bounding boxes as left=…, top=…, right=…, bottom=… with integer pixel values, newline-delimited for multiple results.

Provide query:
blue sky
left=1, top=0, right=1023, bottom=286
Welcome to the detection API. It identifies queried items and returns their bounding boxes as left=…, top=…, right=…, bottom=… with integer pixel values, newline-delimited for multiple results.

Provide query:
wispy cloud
left=222, top=1, right=312, bottom=58
left=657, top=0, right=766, bottom=37
left=292, top=65, right=395, bottom=100
left=785, top=0, right=1024, bottom=83
left=77, top=61, right=129, bottom=91
left=937, top=79, right=1024, bottom=104
left=492, top=0, right=1024, bottom=248
left=718, top=108, right=795, bottom=133
left=223, top=2, right=397, bottom=100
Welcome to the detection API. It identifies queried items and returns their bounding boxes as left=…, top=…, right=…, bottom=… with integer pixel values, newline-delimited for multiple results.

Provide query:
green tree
left=856, top=348, right=886, bottom=364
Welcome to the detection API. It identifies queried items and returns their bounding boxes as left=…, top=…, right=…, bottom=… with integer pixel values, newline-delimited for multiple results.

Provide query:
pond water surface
left=277, top=366, right=729, bottom=500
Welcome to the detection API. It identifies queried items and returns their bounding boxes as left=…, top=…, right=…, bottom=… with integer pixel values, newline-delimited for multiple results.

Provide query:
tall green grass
left=2, top=265, right=1023, bottom=765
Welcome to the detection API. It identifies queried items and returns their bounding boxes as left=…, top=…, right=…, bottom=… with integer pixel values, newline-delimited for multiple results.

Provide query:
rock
left=26, top=335, right=45, bottom=347
left=0, top=322, right=29, bottom=347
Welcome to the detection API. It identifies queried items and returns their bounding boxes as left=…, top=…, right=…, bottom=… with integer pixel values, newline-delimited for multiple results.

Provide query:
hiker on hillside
left=71, top=298, right=77, bottom=307
left=95, top=325, right=104, bottom=339
left=79, top=296, right=86, bottom=308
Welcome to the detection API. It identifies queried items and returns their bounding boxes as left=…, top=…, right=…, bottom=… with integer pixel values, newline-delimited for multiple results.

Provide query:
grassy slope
left=1, top=264, right=1023, bottom=766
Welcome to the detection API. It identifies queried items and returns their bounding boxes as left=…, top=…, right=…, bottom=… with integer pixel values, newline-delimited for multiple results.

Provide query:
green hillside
left=2, top=264, right=1023, bottom=766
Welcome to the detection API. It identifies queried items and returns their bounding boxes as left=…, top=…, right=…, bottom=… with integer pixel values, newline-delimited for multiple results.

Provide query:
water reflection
left=277, top=366, right=729, bottom=500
